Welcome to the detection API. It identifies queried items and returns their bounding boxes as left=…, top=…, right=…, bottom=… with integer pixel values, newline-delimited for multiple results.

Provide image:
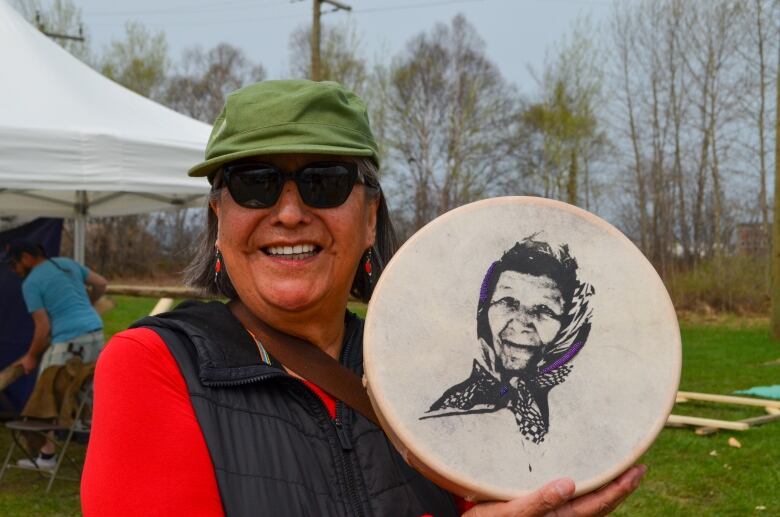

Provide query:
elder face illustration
left=422, top=237, right=595, bottom=444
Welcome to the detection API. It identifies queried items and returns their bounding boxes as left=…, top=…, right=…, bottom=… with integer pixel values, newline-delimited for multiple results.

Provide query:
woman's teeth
left=265, top=244, right=318, bottom=259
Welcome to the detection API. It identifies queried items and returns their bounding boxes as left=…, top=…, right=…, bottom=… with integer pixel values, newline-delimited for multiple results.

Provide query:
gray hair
left=183, top=157, right=398, bottom=303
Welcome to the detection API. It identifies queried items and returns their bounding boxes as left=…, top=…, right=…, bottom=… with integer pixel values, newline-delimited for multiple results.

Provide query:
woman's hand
left=463, top=465, right=646, bottom=517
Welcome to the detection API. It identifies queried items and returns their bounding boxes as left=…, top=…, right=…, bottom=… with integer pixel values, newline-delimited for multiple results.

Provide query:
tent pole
left=73, top=215, right=85, bottom=264
left=73, top=190, right=87, bottom=264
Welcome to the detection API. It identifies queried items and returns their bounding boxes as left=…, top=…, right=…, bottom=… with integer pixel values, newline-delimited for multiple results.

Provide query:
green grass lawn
left=615, top=322, right=780, bottom=516
left=1, top=299, right=778, bottom=516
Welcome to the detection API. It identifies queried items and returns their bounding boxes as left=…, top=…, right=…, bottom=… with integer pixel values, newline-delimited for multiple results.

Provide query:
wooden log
left=106, top=284, right=212, bottom=300
left=676, top=391, right=780, bottom=409
left=150, top=297, right=175, bottom=316
left=666, top=414, right=749, bottom=431
left=740, top=412, right=780, bottom=427
left=0, top=364, right=24, bottom=391
left=688, top=407, right=780, bottom=435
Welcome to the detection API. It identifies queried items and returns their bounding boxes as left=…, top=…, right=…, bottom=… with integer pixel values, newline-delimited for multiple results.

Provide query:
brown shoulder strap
left=230, top=300, right=380, bottom=427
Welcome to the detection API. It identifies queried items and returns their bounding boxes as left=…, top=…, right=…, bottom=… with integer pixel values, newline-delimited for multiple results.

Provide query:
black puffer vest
left=133, top=301, right=458, bottom=517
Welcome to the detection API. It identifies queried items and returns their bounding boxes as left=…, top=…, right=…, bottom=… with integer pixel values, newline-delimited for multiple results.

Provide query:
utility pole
left=310, top=0, right=351, bottom=81
left=35, top=11, right=85, bottom=42
left=772, top=33, right=780, bottom=339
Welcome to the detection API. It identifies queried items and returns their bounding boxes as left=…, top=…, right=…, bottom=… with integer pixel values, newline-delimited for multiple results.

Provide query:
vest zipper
left=335, top=401, right=364, bottom=517
left=334, top=411, right=354, bottom=450
left=334, top=318, right=366, bottom=517
left=287, top=380, right=366, bottom=517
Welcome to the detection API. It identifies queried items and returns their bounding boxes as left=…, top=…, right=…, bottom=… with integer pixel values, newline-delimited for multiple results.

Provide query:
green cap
left=188, top=80, right=379, bottom=180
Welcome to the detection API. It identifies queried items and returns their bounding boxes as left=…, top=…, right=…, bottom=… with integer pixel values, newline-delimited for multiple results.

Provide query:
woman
left=81, top=80, right=645, bottom=516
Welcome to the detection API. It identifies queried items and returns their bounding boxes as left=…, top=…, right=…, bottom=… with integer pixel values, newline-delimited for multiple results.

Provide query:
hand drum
left=363, top=197, right=681, bottom=501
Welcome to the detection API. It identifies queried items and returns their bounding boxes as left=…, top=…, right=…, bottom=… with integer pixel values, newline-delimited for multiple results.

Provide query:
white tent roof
left=0, top=0, right=211, bottom=218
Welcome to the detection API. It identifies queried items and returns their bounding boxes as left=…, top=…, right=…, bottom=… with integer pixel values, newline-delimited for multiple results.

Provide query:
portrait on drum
left=422, top=236, right=595, bottom=444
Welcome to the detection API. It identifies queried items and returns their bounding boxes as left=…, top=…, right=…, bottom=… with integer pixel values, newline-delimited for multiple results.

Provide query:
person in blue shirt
left=4, top=239, right=107, bottom=469
left=5, top=239, right=107, bottom=375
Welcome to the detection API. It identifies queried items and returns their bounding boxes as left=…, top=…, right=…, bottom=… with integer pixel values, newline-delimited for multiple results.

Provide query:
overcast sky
left=68, top=0, right=613, bottom=95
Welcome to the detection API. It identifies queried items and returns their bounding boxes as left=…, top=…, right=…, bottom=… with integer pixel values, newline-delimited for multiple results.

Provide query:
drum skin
left=363, top=196, right=681, bottom=502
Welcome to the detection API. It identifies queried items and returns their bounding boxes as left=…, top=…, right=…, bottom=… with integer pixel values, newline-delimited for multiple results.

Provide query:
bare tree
left=86, top=215, right=158, bottom=279
left=737, top=0, right=779, bottom=249
left=681, top=1, right=744, bottom=259
left=773, top=9, right=780, bottom=337
left=100, top=21, right=169, bottom=100
left=610, top=1, right=653, bottom=256
left=521, top=18, right=606, bottom=208
left=163, top=43, right=266, bottom=124
left=383, top=15, right=518, bottom=234
left=667, top=0, right=691, bottom=263
left=608, top=0, right=749, bottom=274
left=289, top=20, right=368, bottom=93
left=751, top=0, right=771, bottom=240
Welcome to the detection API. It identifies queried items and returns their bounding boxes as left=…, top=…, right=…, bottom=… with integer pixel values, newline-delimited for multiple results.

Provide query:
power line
left=351, top=0, right=611, bottom=14
left=89, top=0, right=488, bottom=27
left=88, top=11, right=305, bottom=28
left=353, top=0, right=485, bottom=15
left=86, top=0, right=292, bottom=18
left=86, top=0, right=608, bottom=29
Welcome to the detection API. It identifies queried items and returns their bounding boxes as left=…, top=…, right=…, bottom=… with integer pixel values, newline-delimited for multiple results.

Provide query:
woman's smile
left=262, top=243, right=320, bottom=260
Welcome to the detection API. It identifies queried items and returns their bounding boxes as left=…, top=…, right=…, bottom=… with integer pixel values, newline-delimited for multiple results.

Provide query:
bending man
left=5, top=239, right=107, bottom=468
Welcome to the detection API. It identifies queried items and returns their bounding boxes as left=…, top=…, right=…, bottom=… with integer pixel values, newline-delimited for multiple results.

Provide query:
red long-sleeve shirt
left=81, top=328, right=473, bottom=516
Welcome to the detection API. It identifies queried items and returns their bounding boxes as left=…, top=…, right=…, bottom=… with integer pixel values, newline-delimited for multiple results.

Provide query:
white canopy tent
left=0, top=0, right=212, bottom=263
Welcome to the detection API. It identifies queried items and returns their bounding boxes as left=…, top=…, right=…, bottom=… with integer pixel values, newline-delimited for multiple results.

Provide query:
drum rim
left=364, top=195, right=682, bottom=500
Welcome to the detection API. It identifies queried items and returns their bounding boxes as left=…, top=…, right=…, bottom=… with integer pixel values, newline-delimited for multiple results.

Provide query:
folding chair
left=0, top=375, right=93, bottom=493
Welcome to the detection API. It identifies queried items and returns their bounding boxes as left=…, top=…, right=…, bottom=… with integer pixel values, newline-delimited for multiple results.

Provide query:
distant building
left=736, top=223, right=770, bottom=255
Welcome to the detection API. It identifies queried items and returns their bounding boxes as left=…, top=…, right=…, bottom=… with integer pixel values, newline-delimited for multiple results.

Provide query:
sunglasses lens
left=297, top=164, right=357, bottom=208
left=225, top=165, right=282, bottom=208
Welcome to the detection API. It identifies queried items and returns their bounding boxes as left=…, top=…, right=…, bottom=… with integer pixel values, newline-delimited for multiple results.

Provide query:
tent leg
left=73, top=191, right=87, bottom=264
left=73, top=217, right=85, bottom=264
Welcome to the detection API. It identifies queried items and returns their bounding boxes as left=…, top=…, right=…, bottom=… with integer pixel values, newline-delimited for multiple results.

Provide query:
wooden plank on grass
left=740, top=412, right=780, bottom=426
left=685, top=407, right=780, bottom=435
left=666, top=414, right=750, bottom=431
left=676, top=391, right=780, bottom=409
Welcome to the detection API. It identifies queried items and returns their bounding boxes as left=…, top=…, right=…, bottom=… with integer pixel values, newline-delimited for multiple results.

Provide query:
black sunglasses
left=221, top=161, right=377, bottom=209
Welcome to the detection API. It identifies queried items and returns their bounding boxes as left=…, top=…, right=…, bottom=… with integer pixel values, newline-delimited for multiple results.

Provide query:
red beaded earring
left=364, top=248, right=373, bottom=278
left=214, top=249, right=223, bottom=283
